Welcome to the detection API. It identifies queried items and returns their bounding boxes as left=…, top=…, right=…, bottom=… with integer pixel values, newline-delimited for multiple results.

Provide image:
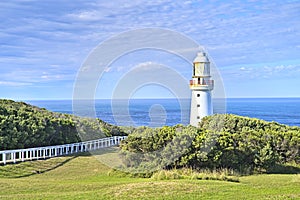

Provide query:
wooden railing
left=0, top=136, right=127, bottom=165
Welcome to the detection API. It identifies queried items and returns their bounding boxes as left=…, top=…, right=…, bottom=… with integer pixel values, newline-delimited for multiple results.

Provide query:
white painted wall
left=190, top=90, right=212, bottom=126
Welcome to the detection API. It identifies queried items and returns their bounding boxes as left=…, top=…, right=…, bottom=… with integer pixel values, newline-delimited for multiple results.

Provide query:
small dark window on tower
left=197, top=104, right=200, bottom=107
left=197, top=116, right=200, bottom=119
left=197, top=94, right=200, bottom=97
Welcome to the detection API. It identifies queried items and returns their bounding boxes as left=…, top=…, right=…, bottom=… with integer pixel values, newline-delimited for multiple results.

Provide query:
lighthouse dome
left=193, top=52, right=209, bottom=63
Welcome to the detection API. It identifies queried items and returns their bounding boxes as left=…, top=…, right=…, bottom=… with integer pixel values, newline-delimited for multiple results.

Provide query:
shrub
left=120, top=114, right=300, bottom=173
left=0, top=99, right=127, bottom=150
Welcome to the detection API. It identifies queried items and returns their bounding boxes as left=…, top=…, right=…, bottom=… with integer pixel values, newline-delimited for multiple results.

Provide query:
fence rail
left=0, top=136, right=127, bottom=165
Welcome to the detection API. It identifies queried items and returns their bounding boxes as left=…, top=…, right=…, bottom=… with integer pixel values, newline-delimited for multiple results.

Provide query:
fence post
left=21, top=151, right=24, bottom=162
left=3, top=153, right=6, bottom=165
left=13, top=152, right=16, bottom=163
left=43, top=149, right=46, bottom=159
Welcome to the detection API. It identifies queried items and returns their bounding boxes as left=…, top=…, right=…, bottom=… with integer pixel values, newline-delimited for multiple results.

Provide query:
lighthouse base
left=190, top=90, right=213, bottom=126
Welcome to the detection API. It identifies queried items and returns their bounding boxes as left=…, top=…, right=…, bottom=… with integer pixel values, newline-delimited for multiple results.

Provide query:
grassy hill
left=0, top=99, right=300, bottom=199
left=0, top=99, right=126, bottom=151
left=0, top=152, right=299, bottom=200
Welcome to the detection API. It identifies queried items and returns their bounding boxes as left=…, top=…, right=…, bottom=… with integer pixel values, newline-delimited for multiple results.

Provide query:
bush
left=0, top=99, right=127, bottom=150
left=120, top=114, right=300, bottom=173
left=151, top=168, right=239, bottom=182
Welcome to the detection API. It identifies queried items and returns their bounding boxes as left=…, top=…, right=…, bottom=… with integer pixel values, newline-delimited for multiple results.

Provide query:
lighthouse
left=189, top=52, right=214, bottom=126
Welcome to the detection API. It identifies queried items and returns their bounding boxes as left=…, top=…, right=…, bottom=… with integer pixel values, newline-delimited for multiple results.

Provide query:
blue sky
left=0, top=0, right=300, bottom=100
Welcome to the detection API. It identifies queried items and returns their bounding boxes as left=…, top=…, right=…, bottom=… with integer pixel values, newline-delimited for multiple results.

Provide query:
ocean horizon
left=25, top=98, right=300, bottom=127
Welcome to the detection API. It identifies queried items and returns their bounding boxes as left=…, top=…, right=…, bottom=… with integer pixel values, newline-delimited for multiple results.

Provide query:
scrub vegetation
left=120, top=114, right=300, bottom=174
left=0, top=99, right=126, bottom=151
left=0, top=99, right=299, bottom=199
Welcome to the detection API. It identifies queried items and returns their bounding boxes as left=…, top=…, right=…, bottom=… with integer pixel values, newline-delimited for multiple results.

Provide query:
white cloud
left=0, top=81, right=32, bottom=86
left=104, top=67, right=112, bottom=72
left=223, top=63, right=300, bottom=81
left=117, top=66, right=126, bottom=72
left=132, top=62, right=169, bottom=73
left=135, top=61, right=156, bottom=68
left=66, top=10, right=105, bottom=21
left=0, top=67, right=74, bottom=84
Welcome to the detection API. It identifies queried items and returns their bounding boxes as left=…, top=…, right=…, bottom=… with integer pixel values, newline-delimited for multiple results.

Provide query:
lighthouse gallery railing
left=189, top=79, right=214, bottom=87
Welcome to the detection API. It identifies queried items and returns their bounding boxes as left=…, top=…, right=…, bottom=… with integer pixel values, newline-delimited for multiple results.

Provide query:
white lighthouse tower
left=189, top=52, right=214, bottom=126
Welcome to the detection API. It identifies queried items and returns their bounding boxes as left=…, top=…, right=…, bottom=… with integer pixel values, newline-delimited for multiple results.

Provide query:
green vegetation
left=0, top=99, right=126, bottom=151
left=120, top=114, right=300, bottom=174
left=0, top=154, right=299, bottom=200
left=151, top=168, right=240, bottom=182
left=0, top=100, right=300, bottom=199
left=108, top=166, right=240, bottom=182
left=1, top=99, right=299, bottom=175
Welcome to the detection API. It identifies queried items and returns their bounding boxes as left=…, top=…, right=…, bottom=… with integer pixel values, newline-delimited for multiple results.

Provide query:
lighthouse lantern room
left=189, top=52, right=214, bottom=126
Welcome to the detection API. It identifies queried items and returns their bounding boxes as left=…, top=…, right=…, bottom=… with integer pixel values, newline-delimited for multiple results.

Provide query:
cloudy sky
left=1, top=0, right=300, bottom=100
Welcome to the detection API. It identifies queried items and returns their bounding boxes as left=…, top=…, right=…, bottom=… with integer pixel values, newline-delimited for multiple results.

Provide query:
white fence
left=0, top=136, right=127, bottom=165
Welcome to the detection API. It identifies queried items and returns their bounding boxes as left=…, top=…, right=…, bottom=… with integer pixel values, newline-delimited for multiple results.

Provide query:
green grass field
left=0, top=150, right=299, bottom=200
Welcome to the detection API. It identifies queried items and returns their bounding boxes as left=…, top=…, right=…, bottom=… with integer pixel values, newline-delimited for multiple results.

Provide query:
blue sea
left=26, top=98, right=300, bottom=127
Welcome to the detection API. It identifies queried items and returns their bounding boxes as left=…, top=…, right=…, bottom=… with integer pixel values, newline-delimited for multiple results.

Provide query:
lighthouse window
left=197, top=94, right=200, bottom=97
left=197, top=104, right=200, bottom=107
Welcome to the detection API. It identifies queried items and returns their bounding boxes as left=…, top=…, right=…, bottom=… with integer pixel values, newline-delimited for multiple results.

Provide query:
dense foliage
left=2, top=99, right=299, bottom=173
left=120, top=125, right=196, bottom=173
left=120, top=114, right=300, bottom=173
left=0, top=99, right=126, bottom=150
